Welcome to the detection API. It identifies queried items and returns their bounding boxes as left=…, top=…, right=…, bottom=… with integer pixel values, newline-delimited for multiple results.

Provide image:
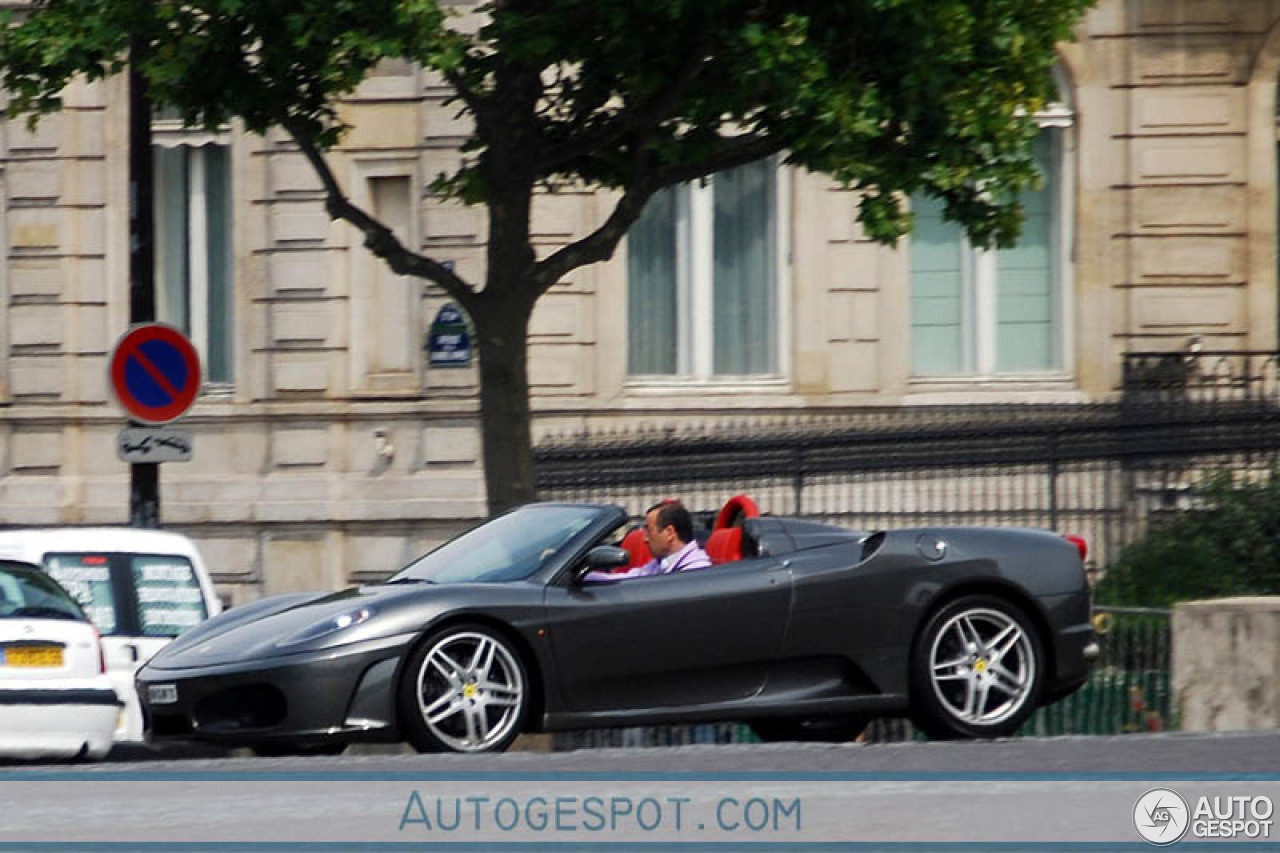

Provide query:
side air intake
left=860, top=531, right=886, bottom=562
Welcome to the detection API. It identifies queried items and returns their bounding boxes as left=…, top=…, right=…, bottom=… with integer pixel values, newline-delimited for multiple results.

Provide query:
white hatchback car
left=0, top=558, right=120, bottom=760
left=0, top=529, right=222, bottom=743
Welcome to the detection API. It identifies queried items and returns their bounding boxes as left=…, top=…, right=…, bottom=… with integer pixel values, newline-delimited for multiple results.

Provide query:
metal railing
left=1123, top=350, right=1280, bottom=405
left=1023, top=606, right=1172, bottom=737
left=538, top=406, right=1280, bottom=571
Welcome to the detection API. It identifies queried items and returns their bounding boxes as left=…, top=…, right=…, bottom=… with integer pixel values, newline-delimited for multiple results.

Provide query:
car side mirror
left=578, top=545, right=630, bottom=576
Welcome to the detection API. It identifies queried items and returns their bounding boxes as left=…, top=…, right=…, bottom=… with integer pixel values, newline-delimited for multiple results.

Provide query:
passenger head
left=643, top=499, right=694, bottom=559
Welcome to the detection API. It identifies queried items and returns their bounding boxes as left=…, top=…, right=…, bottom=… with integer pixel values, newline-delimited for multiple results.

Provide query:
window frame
left=153, top=118, right=236, bottom=392
left=908, top=107, right=1076, bottom=383
left=42, top=551, right=209, bottom=638
left=625, top=161, right=792, bottom=388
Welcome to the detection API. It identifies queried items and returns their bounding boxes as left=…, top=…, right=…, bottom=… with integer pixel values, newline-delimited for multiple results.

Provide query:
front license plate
left=148, top=683, right=179, bottom=705
left=3, top=646, right=63, bottom=667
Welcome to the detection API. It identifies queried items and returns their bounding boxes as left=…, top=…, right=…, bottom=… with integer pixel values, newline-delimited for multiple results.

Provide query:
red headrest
left=714, top=495, right=760, bottom=531
left=619, top=528, right=653, bottom=570
left=705, top=527, right=743, bottom=565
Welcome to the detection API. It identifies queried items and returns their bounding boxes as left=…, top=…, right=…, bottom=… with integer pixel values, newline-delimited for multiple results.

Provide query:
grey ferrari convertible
left=137, top=499, right=1095, bottom=754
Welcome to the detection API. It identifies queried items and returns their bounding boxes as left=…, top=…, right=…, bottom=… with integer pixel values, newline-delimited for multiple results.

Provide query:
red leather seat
left=619, top=527, right=653, bottom=571
left=714, top=495, right=760, bottom=531
left=705, top=527, right=743, bottom=564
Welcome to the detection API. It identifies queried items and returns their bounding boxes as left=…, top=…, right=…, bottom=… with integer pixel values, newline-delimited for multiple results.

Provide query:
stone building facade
left=0, top=0, right=1276, bottom=601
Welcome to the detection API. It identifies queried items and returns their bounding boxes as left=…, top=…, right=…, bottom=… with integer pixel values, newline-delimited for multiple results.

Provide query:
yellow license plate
left=4, top=646, right=63, bottom=667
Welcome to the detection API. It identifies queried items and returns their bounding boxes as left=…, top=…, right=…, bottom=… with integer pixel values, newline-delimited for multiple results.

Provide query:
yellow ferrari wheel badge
left=974, top=659, right=988, bottom=673
left=463, top=683, right=478, bottom=699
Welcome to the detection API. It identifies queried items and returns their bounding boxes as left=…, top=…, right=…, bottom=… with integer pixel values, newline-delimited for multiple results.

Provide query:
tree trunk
left=471, top=296, right=536, bottom=515
left=472, top=127, right=539, bottom=515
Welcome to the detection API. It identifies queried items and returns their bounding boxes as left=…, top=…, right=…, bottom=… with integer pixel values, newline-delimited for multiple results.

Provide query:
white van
left=0, top=528, right=222, bottom=742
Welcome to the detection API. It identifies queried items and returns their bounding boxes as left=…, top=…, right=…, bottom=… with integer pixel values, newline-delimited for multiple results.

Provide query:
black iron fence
left=536, top=351, right=1274, bottom=748
left=1024, top=605, right=1172, bottom=736
left=538, top=411, right=1280, bottom=571
left=1122, top=349, right=1280, bottom=404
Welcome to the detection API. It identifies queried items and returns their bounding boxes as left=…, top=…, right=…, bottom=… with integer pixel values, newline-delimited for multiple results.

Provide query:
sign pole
left=128, top=36, right=159, bottom=528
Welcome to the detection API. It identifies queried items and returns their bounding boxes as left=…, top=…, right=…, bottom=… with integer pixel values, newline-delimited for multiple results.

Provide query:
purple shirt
left=583, top=540, right=712, bottom=583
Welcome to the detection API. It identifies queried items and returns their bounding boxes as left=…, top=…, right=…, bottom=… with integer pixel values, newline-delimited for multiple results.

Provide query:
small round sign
left=108, top=323, right=202, bottom=425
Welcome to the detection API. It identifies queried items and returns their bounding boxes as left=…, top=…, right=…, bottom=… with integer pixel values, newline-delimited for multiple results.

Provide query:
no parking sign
left=108, top=323, right=202, bottom=425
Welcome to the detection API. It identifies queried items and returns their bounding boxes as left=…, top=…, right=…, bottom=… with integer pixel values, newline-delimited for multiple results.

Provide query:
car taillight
left=1063, top=534, right=1088, bottom=562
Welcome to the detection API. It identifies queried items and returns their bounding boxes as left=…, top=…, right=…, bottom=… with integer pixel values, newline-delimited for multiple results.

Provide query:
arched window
left=909, top=78, right=1074, bottom=378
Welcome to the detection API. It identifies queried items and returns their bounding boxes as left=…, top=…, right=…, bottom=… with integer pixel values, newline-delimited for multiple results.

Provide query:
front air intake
left=193, top=684, right=287, bottom=732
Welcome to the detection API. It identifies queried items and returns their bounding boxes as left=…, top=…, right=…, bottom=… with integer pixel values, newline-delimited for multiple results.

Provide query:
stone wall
left=1172, top=597, right=1280, bottom=730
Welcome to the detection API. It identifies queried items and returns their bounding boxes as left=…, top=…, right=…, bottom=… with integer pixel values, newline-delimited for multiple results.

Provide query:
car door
left=543, top=555, right=791, bottom=714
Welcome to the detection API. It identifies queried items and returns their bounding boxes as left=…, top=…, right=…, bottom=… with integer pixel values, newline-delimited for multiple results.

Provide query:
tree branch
left=283, top=121, right=476, bottom=305
left=540, top=50, right=710, bottom=171
left=442, top=66, right=487, bottom=124
left=649, top=133, right=786, bottom=189
left=532, top=133, right=786, bottom=292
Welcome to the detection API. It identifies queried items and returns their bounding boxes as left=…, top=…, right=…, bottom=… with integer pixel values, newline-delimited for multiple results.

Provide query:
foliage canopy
left=3, top=0, right=1089, bottom=247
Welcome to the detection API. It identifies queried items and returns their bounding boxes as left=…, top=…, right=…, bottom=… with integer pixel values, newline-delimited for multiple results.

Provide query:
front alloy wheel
left=399, top=625, right=529, bottom=754
left=910, top=595, right=1044, bottom=739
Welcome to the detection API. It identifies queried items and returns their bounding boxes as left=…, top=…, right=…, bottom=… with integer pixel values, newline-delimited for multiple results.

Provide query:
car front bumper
left=0, top=681, right=121, bottom=759
left=136, top=633, right=415, bottom=747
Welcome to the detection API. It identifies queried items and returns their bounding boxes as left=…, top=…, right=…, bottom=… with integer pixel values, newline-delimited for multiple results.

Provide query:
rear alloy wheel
left=399, top=624, right=529, bottom=754
left=909, top=595, right=1044, bottom=739
left=750, top=715, right=868, bottom=743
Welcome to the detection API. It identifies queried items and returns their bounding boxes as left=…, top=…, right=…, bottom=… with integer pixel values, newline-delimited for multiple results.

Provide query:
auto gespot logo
left=1134, top=787, right=1274, bottom=845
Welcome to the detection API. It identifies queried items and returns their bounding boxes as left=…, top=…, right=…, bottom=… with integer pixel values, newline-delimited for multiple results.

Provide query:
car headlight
left=276, top=607, right=374, bottom=648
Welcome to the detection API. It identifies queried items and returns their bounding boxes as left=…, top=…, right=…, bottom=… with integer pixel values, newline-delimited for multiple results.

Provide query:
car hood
left=144, top=583, right=433, bottom=670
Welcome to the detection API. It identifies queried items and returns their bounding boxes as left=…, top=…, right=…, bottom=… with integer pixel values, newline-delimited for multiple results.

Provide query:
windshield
left=0, top=560, right=86, bottom=621
left=389, top=505, right=609, bottom=584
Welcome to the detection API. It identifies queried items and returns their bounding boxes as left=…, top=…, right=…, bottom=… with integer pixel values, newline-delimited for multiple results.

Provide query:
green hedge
left=1096, top=468, right=1280, bottom=608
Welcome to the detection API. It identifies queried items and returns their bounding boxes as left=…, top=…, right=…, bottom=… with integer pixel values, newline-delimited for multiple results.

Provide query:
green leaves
left=1097, top=468, right=1280, bottom=608
left=0, top=0, right=460, bottom=146
left=0, top=0, right=1093, bottom=246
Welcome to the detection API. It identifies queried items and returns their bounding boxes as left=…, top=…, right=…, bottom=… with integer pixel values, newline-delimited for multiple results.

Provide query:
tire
left=398, top=623, right=529, bottom=754
left=750, top=715, right=868, bottom=743
left=909, top=594, right=1045, bottom=740
left=251, top=742, right=347, bottom=757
